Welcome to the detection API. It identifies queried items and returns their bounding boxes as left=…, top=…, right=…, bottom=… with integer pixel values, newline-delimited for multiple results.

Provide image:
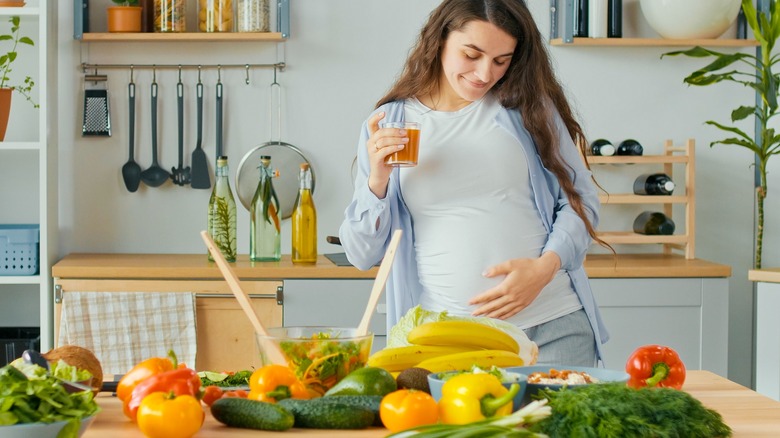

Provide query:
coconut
left=43, top=345, right=103, bottom=394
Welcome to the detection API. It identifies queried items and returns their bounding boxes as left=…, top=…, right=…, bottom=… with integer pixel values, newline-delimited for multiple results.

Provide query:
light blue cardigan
left=338, top=100, right=610, bottom=362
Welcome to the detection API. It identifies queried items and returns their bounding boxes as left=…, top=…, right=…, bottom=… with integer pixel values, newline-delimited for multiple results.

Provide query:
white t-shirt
left=399, top=94, right=582, bottom=329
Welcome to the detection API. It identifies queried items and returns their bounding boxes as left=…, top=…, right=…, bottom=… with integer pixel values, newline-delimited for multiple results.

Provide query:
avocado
left=396, top=367, right=432, bottom=393
left=324, top=366, right=397, bottom=397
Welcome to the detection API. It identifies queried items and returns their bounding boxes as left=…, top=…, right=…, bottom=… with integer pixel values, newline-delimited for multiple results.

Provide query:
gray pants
left=523, top=309, right=597, bottom=366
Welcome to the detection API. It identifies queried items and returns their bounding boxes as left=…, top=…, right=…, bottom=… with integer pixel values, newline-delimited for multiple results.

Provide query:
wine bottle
left=633, top=211, right=675, bottom=235
left=208, top=156, right=237, bottom=262
left=590, top=138, right=616, bottom=156
left=633, top=173, right=675, bottom=195
left=292, top=163, right=317, bottom=264
left=617, top=139, right=643, bottom=156
left=250, top=156, right=281, bottom=262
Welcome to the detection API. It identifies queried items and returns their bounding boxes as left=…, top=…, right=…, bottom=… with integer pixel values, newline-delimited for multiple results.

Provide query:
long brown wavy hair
left=377, top=0, right=607, bottom=249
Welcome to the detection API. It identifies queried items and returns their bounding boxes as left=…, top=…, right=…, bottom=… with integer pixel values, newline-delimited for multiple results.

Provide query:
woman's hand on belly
left=469, top=251, right=561, bottom=319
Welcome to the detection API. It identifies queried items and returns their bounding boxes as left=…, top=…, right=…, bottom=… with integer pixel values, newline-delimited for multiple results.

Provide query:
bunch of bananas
left=367, top=320, right=527, bottom=373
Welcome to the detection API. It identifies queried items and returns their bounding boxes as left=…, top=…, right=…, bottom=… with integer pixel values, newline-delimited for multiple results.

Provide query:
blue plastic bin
left=0, top=224, right=40, bottom=276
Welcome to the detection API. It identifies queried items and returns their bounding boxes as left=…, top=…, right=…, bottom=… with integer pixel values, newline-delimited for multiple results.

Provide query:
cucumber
left=210, top=397, right=294, bottom=431
left=277, top=398, right=376, bottom=429
left=318, top=395, right=384, bottom=427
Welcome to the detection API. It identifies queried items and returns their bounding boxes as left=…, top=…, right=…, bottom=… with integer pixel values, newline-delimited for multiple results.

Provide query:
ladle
left=199, top=231, right=287, bottom=364
left=121, top=78, right=141, bottom=192
left=356, top=229, right=402, bottom=336
left=141, top=76, right=170, bottom=187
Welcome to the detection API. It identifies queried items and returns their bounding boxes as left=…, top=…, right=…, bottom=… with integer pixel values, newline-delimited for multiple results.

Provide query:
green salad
left=440, top=365, right=521, bottom=384
left=0, top=363, right=99, bottom=437
left=279, top=331, right=369, bottom=395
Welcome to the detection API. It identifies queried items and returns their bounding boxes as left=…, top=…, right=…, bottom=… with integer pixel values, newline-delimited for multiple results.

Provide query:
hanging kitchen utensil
left=190, top=67, right=211, bottom=189
left=171, top=67, right=191, bottom=186
left=121, top=70, right=141, bottom=192
left=141, top=70, right=170, bottom=187
left=215, top=68, right=224, bottom=162
left=82, top=71, right=111, bottom=137
left=236, top=72, right=315, bottom=219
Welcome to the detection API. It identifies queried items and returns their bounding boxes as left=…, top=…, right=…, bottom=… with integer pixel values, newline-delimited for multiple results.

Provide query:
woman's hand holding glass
left=366, top=111, right=408, bottom=199
left=469, top=251, right=562, bottom=319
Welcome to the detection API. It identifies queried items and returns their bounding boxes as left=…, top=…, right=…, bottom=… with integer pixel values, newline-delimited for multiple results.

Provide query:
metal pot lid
left=235, top=141, right=315, bottom=219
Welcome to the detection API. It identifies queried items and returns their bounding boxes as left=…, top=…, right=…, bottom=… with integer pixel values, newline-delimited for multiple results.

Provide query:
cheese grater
left=82, top=73, right=112, bottom=136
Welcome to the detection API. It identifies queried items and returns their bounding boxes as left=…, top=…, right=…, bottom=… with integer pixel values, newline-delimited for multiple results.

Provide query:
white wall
left=41, top=0, right=777, bottom=387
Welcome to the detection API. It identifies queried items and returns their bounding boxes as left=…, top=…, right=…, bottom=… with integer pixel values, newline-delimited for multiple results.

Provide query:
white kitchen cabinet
left=592, top=277, right=729, bottom=375
left=0, top=1, right=54, bottom=351
left=750, top=268, right=780, bottom=401
left=282, top=279, right=387, bottom=352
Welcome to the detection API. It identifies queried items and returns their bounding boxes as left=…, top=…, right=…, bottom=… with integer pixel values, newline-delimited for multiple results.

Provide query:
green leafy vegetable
left=0, top=364, right=99, bottom=437
left=529, top=382, right=732, bottom=437
left=198, top=369, right=252, bottom=388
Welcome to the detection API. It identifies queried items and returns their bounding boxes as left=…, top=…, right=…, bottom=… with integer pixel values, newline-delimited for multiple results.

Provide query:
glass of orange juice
left=383, top=121, right=421, bottom=167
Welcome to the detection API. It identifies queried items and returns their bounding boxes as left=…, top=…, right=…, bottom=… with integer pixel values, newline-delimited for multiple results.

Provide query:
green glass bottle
left=292, top=162, right=317, bottom=264
left=633, top=211, right=675, bottom=235
left=250, top=156, right=281, bottom=261
left=208, top=156, right=237, bottom=262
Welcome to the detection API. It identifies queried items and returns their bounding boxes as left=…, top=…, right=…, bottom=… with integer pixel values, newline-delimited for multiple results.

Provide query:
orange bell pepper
left=379, top=389, right=439, bottom=433
left=626, top=344, right=686, bottom=389
left=136, top=392, right=204, bottom=438
left=125, top=367, right=202, bottom=421
left=247, top=364, right=311, bottom=403
left=117, top=351, right=179, bottom=402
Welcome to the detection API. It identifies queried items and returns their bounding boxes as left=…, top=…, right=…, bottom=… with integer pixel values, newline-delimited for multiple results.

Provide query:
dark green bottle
left=633, top=211, right=675, bottom=235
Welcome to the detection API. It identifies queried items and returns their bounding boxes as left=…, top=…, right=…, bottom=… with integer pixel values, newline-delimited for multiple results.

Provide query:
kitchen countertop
left=749, top=268, right=780, bottom=283
left=82, top=370, right=779, bottom=437
left=52, top=253, right=731, bottom=279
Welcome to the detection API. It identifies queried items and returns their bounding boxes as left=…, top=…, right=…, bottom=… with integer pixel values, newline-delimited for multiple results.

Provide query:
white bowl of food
left=505, top=365, right=629, bottom=406
left=0, top=415, right=96, bottom=438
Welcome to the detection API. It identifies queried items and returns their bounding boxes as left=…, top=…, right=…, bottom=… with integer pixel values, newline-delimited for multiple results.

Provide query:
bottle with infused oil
left=208, top=156, right=237, bottom=262
left=292, top=163, right=317, bottom=264
left=250, top=156, right=281, bottom=261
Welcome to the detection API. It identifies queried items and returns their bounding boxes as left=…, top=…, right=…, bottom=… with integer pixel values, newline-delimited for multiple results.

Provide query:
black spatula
left=190, top=81, right=210, bottom=189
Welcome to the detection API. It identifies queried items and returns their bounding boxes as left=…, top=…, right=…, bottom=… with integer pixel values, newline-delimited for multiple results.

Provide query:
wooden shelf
left=550, top=37, right=758, bottom=47
left=80, top=32, right=286, bottom=43
left=596, top=231, right=689, bottom=245
left=590, top=140, right=696, bottom=259
left=599, top=194, right=687, bottom=204
left=588, top=154, right=689, bottom=164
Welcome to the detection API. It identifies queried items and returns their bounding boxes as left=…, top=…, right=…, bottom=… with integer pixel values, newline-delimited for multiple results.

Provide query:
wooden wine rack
left=589, top=139, right=695, bottom=259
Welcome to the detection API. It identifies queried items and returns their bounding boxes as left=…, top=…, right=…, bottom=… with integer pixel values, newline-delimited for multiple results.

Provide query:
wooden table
left=84, top=371, right=780, bottom=437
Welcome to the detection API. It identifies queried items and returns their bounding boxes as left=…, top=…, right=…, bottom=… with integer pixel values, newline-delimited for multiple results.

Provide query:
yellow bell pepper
left=438, top=373, right=519, bottom=425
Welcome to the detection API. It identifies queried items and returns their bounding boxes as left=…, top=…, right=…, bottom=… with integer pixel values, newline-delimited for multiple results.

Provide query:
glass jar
left=154, top=0, right=186, bottom=32
left=237, top=0, right=270, bottom=32
left=199, top=0, right=234, bottom=32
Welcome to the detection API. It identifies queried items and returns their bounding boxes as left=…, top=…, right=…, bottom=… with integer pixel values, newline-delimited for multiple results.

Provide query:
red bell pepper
left=625, top=344, right=686, bottom=389
left=125, top=367, right=202, bottom=421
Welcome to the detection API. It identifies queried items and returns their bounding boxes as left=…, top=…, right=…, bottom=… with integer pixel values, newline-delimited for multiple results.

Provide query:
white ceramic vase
left=639, top=0, right=742, bottom=39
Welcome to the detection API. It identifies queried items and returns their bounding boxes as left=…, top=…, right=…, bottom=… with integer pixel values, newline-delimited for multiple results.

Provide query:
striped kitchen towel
left=58, top=291, right=197, bottom=375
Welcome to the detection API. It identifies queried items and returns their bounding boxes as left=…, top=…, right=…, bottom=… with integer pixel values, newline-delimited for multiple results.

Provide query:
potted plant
left=663, top=0, right=780, bottom=269
left=107, top=0, right=142, bottom=33
left=0, top=15, right=37, bottom=141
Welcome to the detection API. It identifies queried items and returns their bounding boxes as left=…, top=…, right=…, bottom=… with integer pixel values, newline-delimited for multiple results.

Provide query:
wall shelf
left=550, top=37, right=758, bottom=47
left=79, top=32, right=286, bottom=43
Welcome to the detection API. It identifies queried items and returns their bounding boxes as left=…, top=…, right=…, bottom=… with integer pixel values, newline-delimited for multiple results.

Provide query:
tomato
left=137, top=392, right=204, bottom=438
left=201, top=385, right=224, bottom=407
left=380, top=389, right=439, bottom=433
left=223, top=389, right=248, bottom=398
